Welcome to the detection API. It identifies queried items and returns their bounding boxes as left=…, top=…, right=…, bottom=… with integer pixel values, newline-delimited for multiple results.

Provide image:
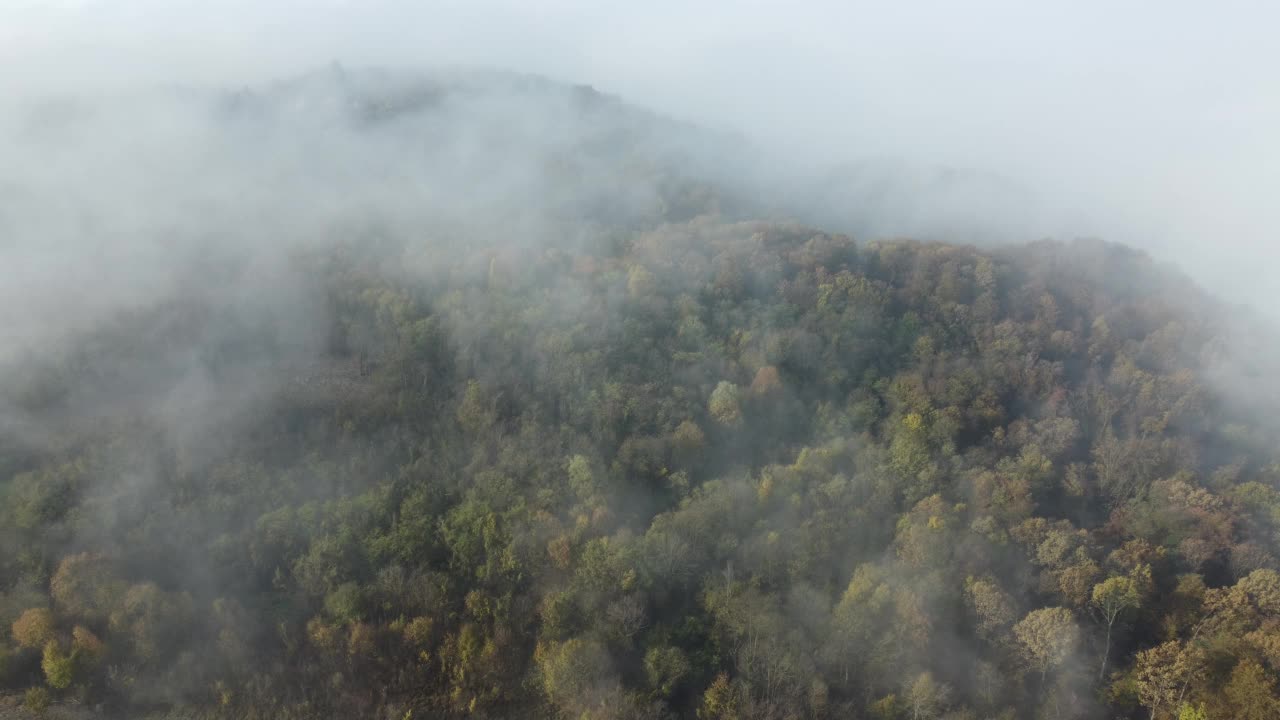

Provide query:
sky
left=2, top=0, right=1278, bottom=312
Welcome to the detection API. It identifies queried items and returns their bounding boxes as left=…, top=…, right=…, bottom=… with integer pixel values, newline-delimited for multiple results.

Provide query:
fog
left=3, top=5, right=1280, bottom=719
left=4, top=1, right=1278, bottom=313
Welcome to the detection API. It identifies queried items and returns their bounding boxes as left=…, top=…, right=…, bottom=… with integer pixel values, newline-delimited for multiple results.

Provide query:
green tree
left=324, top=582, right=365, bottom=623
left=644, top=645, right=690, bottom=698
left=42, top=640, right=74, bottom=689
left=456, top=380, right=497, bottom=434
left=1225, top=659, right=1279, bottom=720
left=709, top=381, right=743, bottom=426
left=24, top=686, right=51, bottom=716
left=627, top=265, right=657, bottom=298
left=1176, top=703, right=1208, bottom=720
left=567, top=454, right=597, bottom=500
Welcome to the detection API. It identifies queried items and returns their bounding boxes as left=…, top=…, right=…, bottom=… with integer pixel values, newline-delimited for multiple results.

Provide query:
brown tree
left=11, top=607, right=55, bottom=650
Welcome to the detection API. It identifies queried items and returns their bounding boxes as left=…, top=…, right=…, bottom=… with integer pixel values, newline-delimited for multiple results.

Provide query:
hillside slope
left=2, top=72, right=1280, bottom=720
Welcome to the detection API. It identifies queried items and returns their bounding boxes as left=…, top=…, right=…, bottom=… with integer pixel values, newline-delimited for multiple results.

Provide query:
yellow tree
left=536, top=637, right=615, bottom=718
left=964, top=577, right=1016, bottom=642
left=1013, top=607, right=1079, bottom=692
left=698, top=673, right=741, bottom=720
left=1224, top=658, right=1280, bottom=720
left=709, top=381, right=743, bottom=427
left=1092, top=573, right=1142, bottom=680
left=906, top=671, right=953, bottom=720
left=1135, top=640, right=1196, bottom=720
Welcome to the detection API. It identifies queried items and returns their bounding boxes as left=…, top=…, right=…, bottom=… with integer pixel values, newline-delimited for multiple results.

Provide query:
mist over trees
left=2, top=69, right=1280, bottom=720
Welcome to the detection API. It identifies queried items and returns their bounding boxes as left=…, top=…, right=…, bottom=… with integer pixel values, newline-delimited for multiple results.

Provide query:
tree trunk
left=1099, top=619, right=1113, bottom=681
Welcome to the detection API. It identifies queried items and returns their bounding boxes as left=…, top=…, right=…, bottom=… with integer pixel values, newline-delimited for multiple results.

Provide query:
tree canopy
left=2, top=87, right=1279, bottom=719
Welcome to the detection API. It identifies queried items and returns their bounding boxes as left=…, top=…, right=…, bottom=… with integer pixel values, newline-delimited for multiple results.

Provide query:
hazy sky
left=3, top=1, right=1277, bottom=311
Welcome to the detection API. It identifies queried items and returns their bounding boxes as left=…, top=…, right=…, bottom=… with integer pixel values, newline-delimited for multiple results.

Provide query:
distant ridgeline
left=1, top=70, right=1279, bottom=720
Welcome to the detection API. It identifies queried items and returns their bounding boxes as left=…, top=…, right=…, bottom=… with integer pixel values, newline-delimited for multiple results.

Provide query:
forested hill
left=3, top=72, right=1280, bottom=720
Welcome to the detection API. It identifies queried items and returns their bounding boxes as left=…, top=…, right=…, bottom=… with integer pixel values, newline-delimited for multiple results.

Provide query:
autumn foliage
left=2, top=217, right=1279, bottom=719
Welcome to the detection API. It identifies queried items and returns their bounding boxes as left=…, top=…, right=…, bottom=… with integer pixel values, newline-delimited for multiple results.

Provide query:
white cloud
left=1, top=0, right=1277, bottom=311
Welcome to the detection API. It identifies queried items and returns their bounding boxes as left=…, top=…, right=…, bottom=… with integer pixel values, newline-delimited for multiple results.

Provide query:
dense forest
left=3, top=72, right=1280, bottom=720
